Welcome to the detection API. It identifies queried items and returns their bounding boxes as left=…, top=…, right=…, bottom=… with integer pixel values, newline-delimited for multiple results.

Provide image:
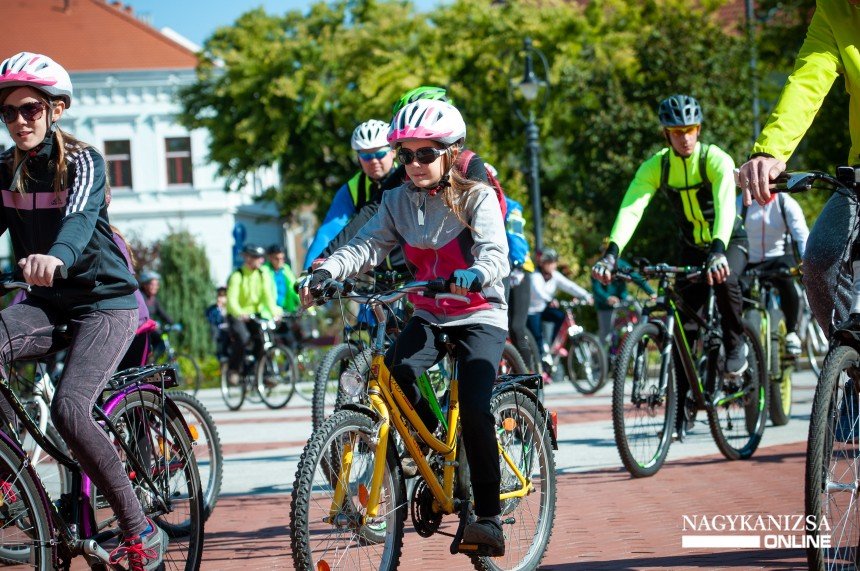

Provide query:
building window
left=165, top=137, right=193, bottom=185
left=104, top=140, right=132, bottom=189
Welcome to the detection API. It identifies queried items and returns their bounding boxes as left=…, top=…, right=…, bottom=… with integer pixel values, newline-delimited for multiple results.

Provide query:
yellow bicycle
left=289, top=280, right=558, bottom=570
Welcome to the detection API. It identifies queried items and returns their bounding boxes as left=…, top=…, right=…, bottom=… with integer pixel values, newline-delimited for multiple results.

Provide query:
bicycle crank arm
left=81, top=539, right=115, bottom=567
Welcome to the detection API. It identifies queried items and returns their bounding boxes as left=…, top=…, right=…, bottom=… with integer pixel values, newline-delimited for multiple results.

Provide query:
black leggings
left=384, top=318, right=506, bottom=517
left=746, top=254, right=801, bottom=332
left=507, top=272, right=535, bottom=369
left=0, top=299, right=145, bottom=536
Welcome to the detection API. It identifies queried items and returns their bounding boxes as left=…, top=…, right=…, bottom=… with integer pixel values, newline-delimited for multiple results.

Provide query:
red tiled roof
left=0, top=0, right=198, bottom=72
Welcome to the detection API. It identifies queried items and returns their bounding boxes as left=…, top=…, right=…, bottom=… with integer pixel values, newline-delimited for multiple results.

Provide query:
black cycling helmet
left=658, top=94, right=703, bottom=127
left=391, top=86, right=451, bottom=117
left=266, top=244, right=285, bottom=255
left=540, top=248, right=559, bottom=263
left=242, top=244, right=266, bottom=258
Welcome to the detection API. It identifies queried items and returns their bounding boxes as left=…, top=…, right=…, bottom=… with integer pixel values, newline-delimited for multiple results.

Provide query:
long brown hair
left=0, top=87, right=87, bottom=194
left=438, top=145, right=484, bottom=231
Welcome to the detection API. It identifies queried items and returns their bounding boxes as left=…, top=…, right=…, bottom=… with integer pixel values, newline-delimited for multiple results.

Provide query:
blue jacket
left=504, top=197, right=534, bottom=272
left=303, top=183, right=357, bottom=270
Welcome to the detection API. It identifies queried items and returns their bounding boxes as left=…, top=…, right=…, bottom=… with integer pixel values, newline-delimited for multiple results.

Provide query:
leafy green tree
left=158, top=231, right=214, bottom=357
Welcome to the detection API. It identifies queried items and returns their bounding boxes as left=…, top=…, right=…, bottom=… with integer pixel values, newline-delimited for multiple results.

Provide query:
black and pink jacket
left=0, top=139, right=137, bottom=314
left=321, top=182, right=509, bottom=330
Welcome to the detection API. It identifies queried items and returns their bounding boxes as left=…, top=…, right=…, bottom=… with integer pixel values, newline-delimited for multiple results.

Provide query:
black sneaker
left=725, top=343, right=748, bottom=377
left=461, top=517, right=505, bottom=557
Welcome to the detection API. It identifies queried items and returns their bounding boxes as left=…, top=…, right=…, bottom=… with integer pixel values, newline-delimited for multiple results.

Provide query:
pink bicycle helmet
left=0, top=52, right=73, bottom=107
left=387, top=99, right=466, bottom=146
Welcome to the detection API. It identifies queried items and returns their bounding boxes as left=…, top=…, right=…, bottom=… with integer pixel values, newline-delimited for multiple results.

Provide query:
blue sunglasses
left=358, top=148, right=391, bottom=161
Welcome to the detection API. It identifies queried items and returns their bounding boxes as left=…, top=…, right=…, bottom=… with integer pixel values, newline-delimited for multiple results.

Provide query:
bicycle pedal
left=457, top=541, right=505, bottom=557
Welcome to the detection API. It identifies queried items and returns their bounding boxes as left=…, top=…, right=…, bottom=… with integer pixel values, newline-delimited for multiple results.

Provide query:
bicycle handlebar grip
left=55, top=265, right=68, bottom=280
left=427, top=278, right=448, bottom=293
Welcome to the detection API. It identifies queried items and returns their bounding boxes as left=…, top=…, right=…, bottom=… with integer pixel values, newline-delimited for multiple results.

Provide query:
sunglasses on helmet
left=358, top=148, right=391, bottom=161
left=0, top=101, right=46, bottom=124
left=396, top=146, right=446, bottom=165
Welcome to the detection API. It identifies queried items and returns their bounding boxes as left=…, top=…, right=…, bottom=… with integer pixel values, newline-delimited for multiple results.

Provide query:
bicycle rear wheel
left=90, top=389, right=204, bottom=570
left=498, top=342, right=528, bottom=375
left=167, top=391, right=223, bottom=522
left=290, top=409, right=405, bottom=571
left=806, top=345, right=860, bottom=570
left=220, top=362, right=246, bottom=411
left=256, top=345, right=298, bottom=409
left=707, top=323, right=768, bottom=460
left=472, top=388, right=556, bottom=571
left=769, top=316, right=793, bottom=427
left=611, top=322, right=676, bottom=478
left=566, top=332, right=608, bottom=394
left=0, top=439, right=53, bottom=568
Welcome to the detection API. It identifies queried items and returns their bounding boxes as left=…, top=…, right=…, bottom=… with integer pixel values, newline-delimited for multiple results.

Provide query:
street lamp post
left=509, top=37, right=550, bottom=254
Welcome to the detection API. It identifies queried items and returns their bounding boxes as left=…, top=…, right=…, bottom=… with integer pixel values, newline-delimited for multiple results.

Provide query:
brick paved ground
left=200, top=440, right=808, bottom=570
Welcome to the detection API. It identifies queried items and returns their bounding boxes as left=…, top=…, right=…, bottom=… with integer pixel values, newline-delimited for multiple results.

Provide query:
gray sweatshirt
left=320, top=182, right=510, bottom=330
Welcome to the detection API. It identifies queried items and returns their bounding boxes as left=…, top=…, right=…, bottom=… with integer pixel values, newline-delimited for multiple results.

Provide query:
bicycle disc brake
left=410, top=478, right=442, bottom=538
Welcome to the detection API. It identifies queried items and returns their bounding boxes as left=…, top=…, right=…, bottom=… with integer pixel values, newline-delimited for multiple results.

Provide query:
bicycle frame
left=329, top=292, right=532, bottom=521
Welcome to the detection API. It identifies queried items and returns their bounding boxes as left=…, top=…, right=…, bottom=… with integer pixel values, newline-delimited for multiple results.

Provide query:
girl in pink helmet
left=301, top=99, right=510, bottom=556
left=0, top=52, right=165, bottom=570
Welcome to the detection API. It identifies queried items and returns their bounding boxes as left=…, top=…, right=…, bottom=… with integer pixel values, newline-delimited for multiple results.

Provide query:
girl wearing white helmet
left=301, top=99, right=510, bottom=556
left=0, top=52, right=166, bottom=570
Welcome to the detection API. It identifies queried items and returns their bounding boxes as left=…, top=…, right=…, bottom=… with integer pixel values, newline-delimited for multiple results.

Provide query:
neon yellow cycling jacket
left=752, top=1, right=860, bottom=165
left=609, top=142, right=738, bottom=253
left=226, top=266, right=280, bottom=319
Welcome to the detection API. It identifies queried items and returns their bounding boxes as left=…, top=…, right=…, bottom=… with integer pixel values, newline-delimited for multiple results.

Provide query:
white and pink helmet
left=388, top=99, right=466, bottom=147
left=0, top=52, right=73, bottom=108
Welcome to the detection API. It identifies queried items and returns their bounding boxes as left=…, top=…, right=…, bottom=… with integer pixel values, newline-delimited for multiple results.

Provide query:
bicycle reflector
left=340, top=369, right=364, bottom=397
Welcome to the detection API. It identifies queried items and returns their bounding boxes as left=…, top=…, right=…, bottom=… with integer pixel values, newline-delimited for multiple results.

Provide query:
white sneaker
left=785, top=332, right=801, bottom=356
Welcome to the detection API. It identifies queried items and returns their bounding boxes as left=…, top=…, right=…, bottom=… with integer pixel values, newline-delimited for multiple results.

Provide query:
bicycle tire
left=90, top=389, right=204, bottom=569
left=311, top=342, right=363, bottom=431
left=172, top=353, right=202, bottom=395
left=805, top=344, right=860, bottom=570
left=167, top=390, right=223, bottom=523
left=256, top=345, right=298, bottom=409
left=0, top=438, right=53, bottom=568
left=499, top=342, right=528, bottom=375
left=220, top=362, right=246, bottom=411
left=471, top=388, right=556, bottom=571
left=525, top=332, right=541, bottom=374
left=290, top=408, right=406, bottom=571
left=805, top=320, right=827, bottom=377
left=566, top=332, right=608, bottom=394
left=769, top=316, right=793, bottom=427
left=611, top=321, right=676, bottom=478
left=707, top=322, right=768, bottom=460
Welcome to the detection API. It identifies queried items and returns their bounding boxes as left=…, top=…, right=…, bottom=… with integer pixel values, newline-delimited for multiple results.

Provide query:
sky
left=127, top=0, right=437, bottom=47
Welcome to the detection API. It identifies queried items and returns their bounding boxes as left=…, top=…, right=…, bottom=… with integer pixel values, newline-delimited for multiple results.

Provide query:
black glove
left=592, top=254, right=617, bottom=284
left=304, top=269, right=333, bottom=299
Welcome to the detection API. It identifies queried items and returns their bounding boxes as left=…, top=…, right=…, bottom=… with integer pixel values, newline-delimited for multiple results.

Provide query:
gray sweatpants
left=803, top=188, right=860, bottom=335
left=0, top=299, right=146, bottom=536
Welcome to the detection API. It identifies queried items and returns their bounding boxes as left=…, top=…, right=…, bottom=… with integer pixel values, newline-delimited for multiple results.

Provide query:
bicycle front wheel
left=473, top=388, right=556, bottom=571
left=806, top=345, right=860, bottom=570
left=172, top=353, right=202, bottom=395
left=707, top=323, right=768, bottom=460
left=290, top=408, right=406, bottom=571
left=220, top=362, right=246, bottom=411
left=256, top=346, right=298, bottom=409
left=168, top=391, right=223, bottom=522
left=0, top=439, right=53, bottom=568
left=611, top=322, right=676, bottom=478
left=91, top=389, right=204, bottom=570
left=566, top=332, right=608, bottom=395
left=806, top=320, right=828, bottom=377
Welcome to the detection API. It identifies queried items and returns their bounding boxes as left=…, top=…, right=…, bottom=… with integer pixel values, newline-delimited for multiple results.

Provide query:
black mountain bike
left=612, top=263, right=767, bottom=477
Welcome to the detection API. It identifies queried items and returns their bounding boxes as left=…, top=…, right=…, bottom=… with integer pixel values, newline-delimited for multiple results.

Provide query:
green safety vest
left=346, top=171, right=374, bottom=210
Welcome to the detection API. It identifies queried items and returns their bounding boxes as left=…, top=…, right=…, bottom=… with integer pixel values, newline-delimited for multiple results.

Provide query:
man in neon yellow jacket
left=593, top=95, right=749, bottom=436
left=738, top=0, right=859, bottom=335
left=226, top=244, right=281, bottom=384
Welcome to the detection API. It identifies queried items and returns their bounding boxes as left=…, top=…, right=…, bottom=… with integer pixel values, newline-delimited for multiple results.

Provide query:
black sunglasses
left=396, top=146, right=446, bottom=165
left=0, top=101, right=46, bottom=124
